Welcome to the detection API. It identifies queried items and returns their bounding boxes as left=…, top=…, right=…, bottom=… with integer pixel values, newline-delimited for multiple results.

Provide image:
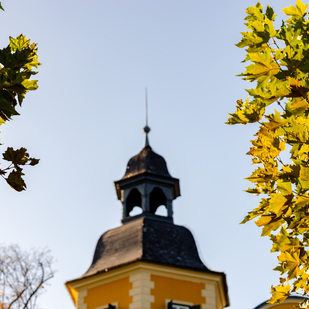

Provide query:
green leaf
left=2, top=147, right=29, bottom=166
left=0, top=33, right=41, bottom=192
left=6, top=170, right=26, bottom=191
left=0, top=98, right=20, bottom=121
left=29, top=158, right=39, bottom=166
left=266, top=5, right=275, bottom=21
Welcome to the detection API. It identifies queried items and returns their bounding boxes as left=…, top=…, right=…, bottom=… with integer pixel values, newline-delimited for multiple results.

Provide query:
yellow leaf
left=264, top=110, right=286, bottom=130
left=255, top=215, right=272, bottom=227
left=295, top=195, right=309, bottom=207
left=299, top=166, right=309, bottom=191
left=279, top=277, right=286, bottom=284
left=277, top=179, right=293, bottom=195
left=269, top=284, right=291, bottom=303
left=282, top=0, right=308, bottom=17
left=278, top=250, right=301, bottom=279
left=261, top=219, right=284, bottom=236
left=289, top=98, right=309, bottom=111
left=268, top=193, right=287, bottom=214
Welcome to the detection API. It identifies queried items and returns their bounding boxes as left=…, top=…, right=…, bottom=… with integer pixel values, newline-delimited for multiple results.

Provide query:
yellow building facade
left=66, top=127, right=229, bottom=309
left=66, top=262, right=228, bottom=309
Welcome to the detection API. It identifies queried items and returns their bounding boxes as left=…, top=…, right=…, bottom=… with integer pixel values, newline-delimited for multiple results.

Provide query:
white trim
left=77, top=289, right=87, bottom=309
left=129, top=270, right=154, bottom=309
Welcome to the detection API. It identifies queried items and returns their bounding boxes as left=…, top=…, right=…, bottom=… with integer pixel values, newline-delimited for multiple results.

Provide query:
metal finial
left=143, top=88, right=150, bottom=147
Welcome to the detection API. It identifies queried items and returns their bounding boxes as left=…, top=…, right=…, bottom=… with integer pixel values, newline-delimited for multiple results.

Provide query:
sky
left=0, top=0, right=301, bottom=309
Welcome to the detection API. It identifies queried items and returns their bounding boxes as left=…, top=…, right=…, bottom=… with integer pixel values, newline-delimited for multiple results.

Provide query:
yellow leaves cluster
left=228, top=0, right=309, bottom=304
left=248, top=125, right=285, bottom=164
left=282, top=0, right=308, bottom=19
left=269, top=284, right=291, bottom=303
left=226, top=98, right=265, bottom=125
left=245, top=49, right=280, bottom=83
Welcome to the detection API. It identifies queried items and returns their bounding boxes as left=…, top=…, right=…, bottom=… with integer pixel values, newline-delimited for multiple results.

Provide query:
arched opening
left=149, top=187, right=167, bottom=215
left=155, top=205, right=168, bottom=216
left=126, top=188, right=142, bottom=217
left=129, top=206, right=143, bottom=216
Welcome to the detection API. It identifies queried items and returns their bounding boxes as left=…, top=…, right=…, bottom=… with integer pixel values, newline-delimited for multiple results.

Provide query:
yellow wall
left=150, top=274, right=205, bottom=309
left=66, top=262, right=227, bottom=309
left=84, top=277, right=132, bottom=309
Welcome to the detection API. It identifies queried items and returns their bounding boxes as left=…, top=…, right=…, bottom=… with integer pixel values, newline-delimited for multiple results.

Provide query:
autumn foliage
left=0, top=4, right=40, bottom=191
left=228, top=0, right=309, bottom=305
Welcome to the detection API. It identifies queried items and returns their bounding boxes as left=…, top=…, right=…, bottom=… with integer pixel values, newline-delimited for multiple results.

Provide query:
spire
left=143, top=88, right=150, bottom=147
left=114, top=90, right=180, bottom=223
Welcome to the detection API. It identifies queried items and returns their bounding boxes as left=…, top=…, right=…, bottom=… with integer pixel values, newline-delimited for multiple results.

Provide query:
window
left=149, top=187, right=167, bottom=214
left=126, top=188, right=142, bottom=216
left=96, top=304, right=116, bottom=309
left=167, top=301, right=200, bottom=309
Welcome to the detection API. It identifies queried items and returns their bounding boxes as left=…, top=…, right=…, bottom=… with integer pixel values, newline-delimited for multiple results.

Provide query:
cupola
left=114, top=125, right=180, bottom=223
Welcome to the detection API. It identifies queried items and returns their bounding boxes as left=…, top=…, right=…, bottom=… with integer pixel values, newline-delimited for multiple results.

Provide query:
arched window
left=149, top=187, right=167, bottom=215
left=126, top=188, right=142, bottom=216
left=129, top=206, right=143, bottom=216
left=155, top=205, right=168, bottom=216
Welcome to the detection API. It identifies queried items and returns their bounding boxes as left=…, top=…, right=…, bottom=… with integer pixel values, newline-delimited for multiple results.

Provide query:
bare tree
left=0, top=244, right=54, bottom=309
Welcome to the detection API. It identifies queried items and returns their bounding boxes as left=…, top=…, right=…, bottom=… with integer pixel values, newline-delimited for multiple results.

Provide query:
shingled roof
left=82, top=216, right=221, bottom=279
left=122, top=145, right=171, bottom=179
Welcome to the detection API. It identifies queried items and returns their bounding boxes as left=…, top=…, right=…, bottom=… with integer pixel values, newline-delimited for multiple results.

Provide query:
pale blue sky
left=0, top=1, right=298, bottom=309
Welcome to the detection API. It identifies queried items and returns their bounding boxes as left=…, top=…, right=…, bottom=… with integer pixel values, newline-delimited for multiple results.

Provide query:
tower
left=114, top=128, right=180, bottom=223
left=66, top=125, right=229, bottom=309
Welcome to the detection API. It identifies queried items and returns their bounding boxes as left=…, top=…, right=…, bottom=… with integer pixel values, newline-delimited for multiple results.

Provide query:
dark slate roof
left=253, top=296, right=309, bottom=309
left=122, top=146, right=171, bottom=179
left=83, top=216, right=217, bottom=278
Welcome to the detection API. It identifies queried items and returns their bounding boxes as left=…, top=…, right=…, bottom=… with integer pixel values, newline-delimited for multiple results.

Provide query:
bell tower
left=66, top=122, right=229, bottom=309
left=114, top=125, right=180, bottom=222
